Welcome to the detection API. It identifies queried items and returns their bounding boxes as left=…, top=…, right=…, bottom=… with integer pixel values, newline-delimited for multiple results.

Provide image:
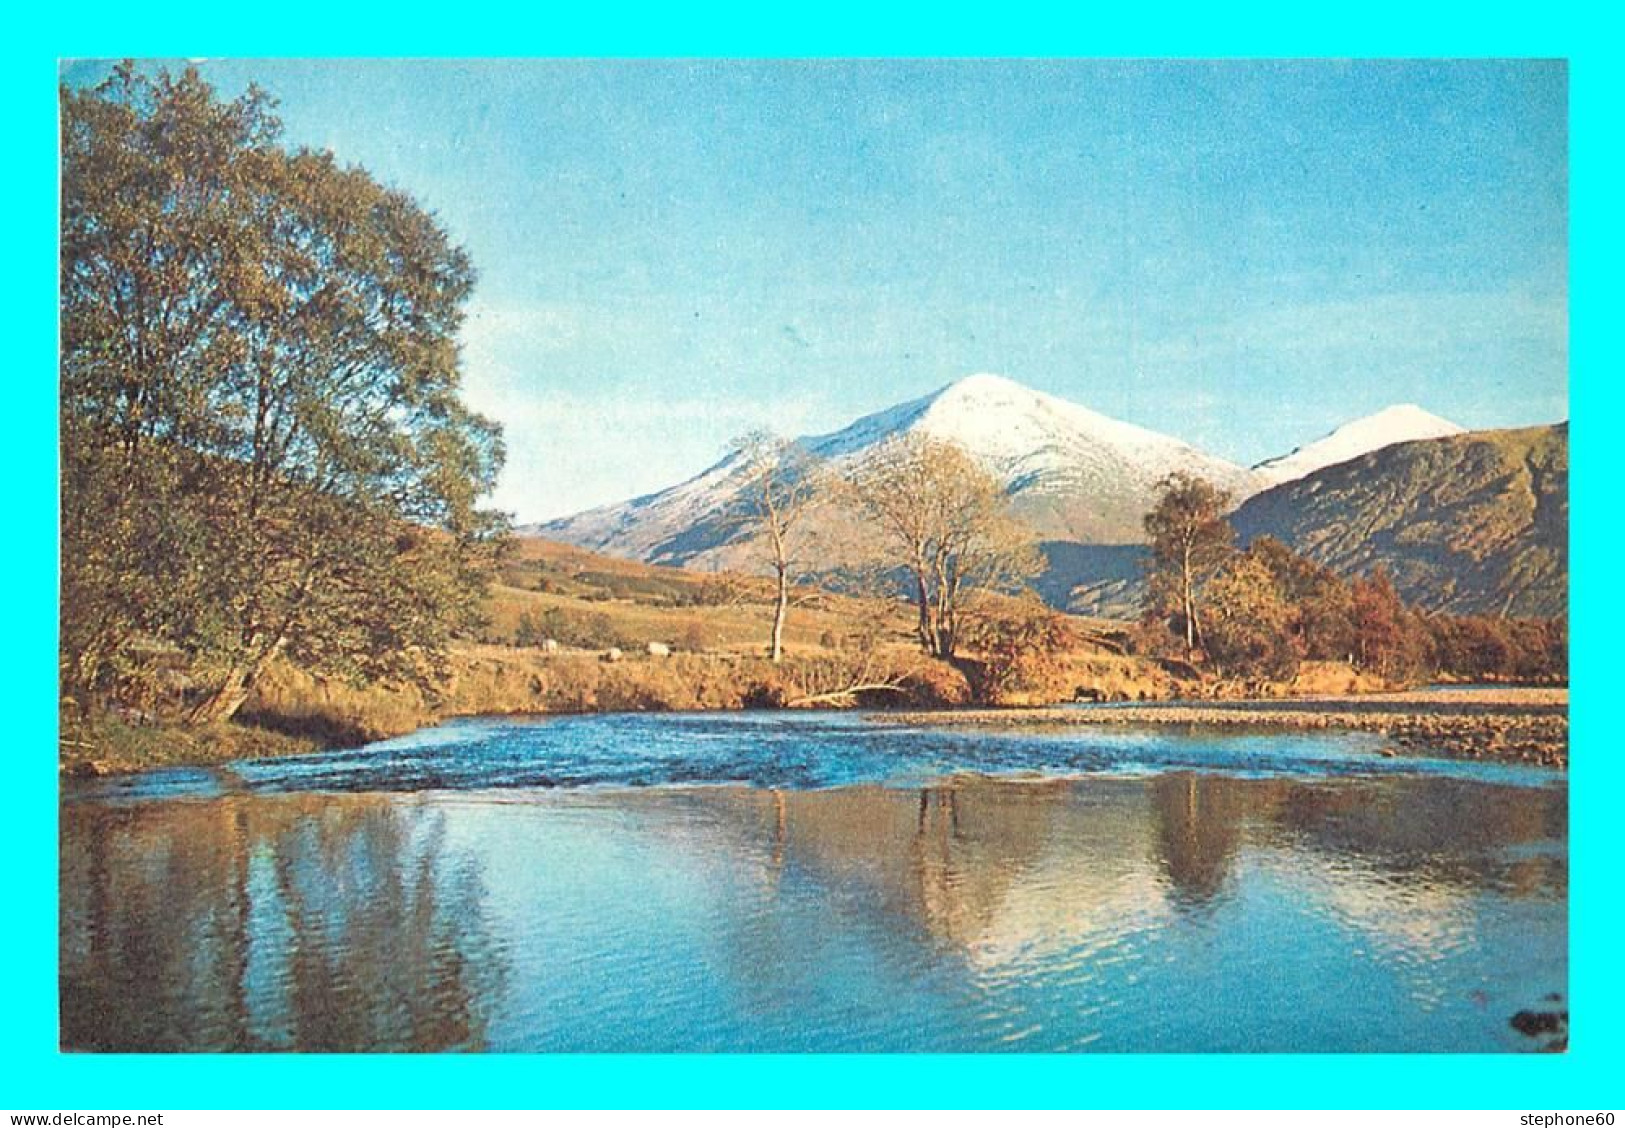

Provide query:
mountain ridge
left=536, top=373, right=1265, bottom=559
left=532, top=375, right=1559, bottom=620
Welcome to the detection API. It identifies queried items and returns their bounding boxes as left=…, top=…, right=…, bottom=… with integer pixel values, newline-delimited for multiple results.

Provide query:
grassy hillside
left=484, top=535, right=921, bottom=654
left=70, top=533, right=1460, bottom=776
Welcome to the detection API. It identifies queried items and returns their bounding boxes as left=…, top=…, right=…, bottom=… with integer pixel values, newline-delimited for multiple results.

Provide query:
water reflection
left=1150, top=773, right=1259, bottom=906
left=61, top=773, right=1566, bottom=1052
left=61, top=795, right=507, bottom=1052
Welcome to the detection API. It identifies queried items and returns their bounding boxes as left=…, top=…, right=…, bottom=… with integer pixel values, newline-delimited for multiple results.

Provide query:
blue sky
left=62, top=59, right=1568, bottom=522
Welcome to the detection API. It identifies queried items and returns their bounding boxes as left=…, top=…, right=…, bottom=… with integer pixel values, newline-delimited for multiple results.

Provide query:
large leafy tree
left=1247, top=535, right=1357, bottom=663
left=61, top=65, right=506, bottom=722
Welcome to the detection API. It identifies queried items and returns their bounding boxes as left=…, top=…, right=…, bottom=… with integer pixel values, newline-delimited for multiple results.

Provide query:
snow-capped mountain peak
left=535, top=373, right=1264, bottom=561
left=1252, top=404, right=1465, bottom=487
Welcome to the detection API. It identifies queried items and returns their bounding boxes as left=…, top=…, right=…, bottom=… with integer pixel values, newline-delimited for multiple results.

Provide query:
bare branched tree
left=842, top=434, right=1041, bottom=660
left=727, top=431, right=831, bottom=662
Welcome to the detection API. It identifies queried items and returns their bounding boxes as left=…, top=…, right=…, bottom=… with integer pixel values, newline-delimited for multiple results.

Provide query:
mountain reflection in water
left=61, top=768, right=1565, bottom=1052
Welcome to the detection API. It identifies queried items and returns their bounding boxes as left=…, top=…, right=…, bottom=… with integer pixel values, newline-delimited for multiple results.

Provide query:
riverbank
left=65, top=682, right=1570, bottom=778
left=61, top=645, right=981, bottom=776
left=62, top=633, right=1568, bottom=779
left=59, top=715, right=322, bottom=777
left=885, top=686, right=1569, bottom=768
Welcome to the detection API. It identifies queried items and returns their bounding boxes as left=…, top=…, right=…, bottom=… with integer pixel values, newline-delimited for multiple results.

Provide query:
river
left=60, top=711, right=1567, bottom=1052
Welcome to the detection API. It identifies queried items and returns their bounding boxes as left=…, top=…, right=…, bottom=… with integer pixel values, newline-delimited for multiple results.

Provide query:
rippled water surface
left=60, top=711, right=1567, bottom=1052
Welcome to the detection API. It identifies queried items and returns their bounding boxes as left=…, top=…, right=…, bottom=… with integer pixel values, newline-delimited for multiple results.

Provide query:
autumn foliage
left=1141, top=475, right=1566, bottom=686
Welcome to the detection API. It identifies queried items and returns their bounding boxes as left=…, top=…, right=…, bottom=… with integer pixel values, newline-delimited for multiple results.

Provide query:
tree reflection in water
left=689, top=775, right=1563, bottom=981
left=61, top=794, right=507, bottom=1052
left=1149, top=773, right=1258, bottom=907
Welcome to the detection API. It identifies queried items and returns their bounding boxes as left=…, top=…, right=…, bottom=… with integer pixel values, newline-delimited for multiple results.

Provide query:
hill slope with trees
left=1230, top=424, right=1567, bottom=618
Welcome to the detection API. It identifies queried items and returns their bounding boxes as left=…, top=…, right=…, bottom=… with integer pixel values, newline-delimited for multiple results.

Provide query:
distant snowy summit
left=1251, top=404, right=1465, bottom=488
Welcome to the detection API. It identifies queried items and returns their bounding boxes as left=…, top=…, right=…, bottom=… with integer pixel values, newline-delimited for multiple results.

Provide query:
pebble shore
left=884, top=687, right=1569, bottom=768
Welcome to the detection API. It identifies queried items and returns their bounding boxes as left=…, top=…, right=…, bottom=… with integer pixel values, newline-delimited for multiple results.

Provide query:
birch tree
left=1142, top=472, right=1234, bottom=659
left=727, top=432, right=828, bottom=662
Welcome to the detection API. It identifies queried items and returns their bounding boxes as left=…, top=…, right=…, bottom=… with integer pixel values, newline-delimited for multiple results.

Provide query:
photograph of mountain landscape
left=59, top=58, right=1567, bottom=1054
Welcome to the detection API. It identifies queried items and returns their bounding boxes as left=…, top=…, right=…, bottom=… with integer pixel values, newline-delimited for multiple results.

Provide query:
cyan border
left=8, top=5, right=1614, bottom=1109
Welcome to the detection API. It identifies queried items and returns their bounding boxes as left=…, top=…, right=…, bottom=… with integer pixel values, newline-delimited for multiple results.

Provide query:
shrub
left=961, top=599, right=1080, bottom=703
left=514, top=611, right=548, bottom=648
